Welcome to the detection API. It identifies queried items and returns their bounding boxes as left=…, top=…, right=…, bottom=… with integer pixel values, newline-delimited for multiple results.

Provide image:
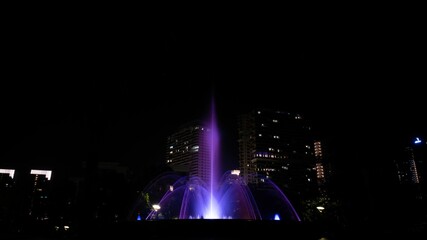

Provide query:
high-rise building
left=165, top=120, right=211, bottom=184
left=237, top=109, right=318, bottom=198
left=314, top=141, right=326, bottom=190
left=396, top=137, right=426, bottom=186
left=28, top=169, right=52, bottom=221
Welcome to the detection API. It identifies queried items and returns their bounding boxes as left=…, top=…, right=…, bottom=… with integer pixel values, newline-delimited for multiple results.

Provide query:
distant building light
left=169, top=185, right=174, bottom=191
left=231, top=170, right=240, bottom=176
left=316, top=206, right=325, bottom=212
left=257, top=111, right=261, bottom=114
left=169, top=145, right=174, bottom=149
left=273, top=119, right=278, bottom=123
left=414, top=137, right=422, bottom=144
left=274, top=214, right=280, bottom=220
left=30, top=170, right=52, bottom=180
left=191, top=145, right=199, bottom=152
left=0, top=169, right=15, bottom=179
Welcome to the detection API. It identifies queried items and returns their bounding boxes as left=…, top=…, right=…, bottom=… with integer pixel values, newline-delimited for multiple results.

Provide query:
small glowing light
left=137, top=213, right=141, bottom=221
left=30, top=170, right=52, bottom=180
left=231, top=170, right=240, bottom=176
left=316, top=206, right=325, bottom=212
left=274, top=214, right=280, bottom=220
left=152, top=204, right=161, bottom=211
left=414, top=137, right=422, bottom=144
left=64, top=226, right=70, bottom=231
left=191, top=145, right=199, bottom=152
left=169, top=185, right=174, bottom=191
left=0, top=169, right=15, bottom=179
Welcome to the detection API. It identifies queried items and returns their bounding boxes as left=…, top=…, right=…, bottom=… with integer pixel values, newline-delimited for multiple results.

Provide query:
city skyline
left=1, top=8, right=426, bottom=238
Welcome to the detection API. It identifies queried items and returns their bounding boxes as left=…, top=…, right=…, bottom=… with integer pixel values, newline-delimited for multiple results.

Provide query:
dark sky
left=1, top=8, right=425, bottom=188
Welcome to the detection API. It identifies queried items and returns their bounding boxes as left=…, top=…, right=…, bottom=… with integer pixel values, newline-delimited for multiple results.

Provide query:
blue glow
left=414, top=137, right=422, bottom=144
left=274, top=214, right=280, bottom=220
left=137, top=213, right=141, bottom=221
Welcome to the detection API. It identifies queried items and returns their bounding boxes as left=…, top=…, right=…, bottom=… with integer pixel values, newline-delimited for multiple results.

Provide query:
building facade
left=237, top=109, right=318, bottom=198
left=165, top=120, right=211, bottom=184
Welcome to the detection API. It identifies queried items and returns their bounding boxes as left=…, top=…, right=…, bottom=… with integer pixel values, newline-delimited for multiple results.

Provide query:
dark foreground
left=2, top=219, right=427, bottom=239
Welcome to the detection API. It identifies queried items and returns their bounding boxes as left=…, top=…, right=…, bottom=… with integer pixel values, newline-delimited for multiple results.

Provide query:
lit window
left=273, top=135, right=280, bottom=139
left=258, top=134, right=262, bottom=137
left=169, top=151, right=173, bottom=154
left=169, top=146, right=174, bottom=149
left=191, top=146, right=199, bottom=152
left=273, top=119, right=278, bottom=123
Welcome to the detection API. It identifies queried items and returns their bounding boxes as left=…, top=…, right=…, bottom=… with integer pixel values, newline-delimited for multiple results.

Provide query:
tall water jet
left=205, top=99, right=219, bottom=219
left=129, top=98, right=301, bottom=221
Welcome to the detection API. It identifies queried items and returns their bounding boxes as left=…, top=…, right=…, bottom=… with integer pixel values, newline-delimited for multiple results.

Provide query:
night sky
left=1, top=8, right=425, bottom=222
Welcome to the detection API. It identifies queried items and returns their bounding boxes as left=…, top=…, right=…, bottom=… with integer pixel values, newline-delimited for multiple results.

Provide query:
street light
left=152, top=204, right=161, bottom=211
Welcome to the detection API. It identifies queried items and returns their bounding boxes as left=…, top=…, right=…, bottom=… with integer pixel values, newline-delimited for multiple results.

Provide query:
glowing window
left=191, top=146, right=199, bottom=152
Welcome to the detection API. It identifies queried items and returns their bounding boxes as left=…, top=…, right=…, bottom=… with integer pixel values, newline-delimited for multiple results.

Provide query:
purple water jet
left=130, top=100, right=300, bottom=221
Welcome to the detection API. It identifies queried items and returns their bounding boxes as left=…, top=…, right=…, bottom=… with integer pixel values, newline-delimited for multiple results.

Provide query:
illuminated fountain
left=130, top=101, right=300, bottom=221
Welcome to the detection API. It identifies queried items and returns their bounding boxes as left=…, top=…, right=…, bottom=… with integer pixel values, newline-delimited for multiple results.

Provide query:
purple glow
left=206, top=100, right=219, bottom=218
left=132, top=99, right=300, bottom=221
